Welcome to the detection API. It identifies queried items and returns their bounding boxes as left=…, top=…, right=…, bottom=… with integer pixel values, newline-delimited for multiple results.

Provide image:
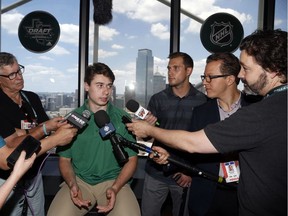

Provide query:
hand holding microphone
left=61, top=110, right=91, bottom=130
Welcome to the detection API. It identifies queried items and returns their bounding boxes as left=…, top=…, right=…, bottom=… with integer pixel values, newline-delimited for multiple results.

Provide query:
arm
left=127, top=120, right=218, bottom=154
left=97, top=155, right=138, bottom=213
left=37, top=123, right=78, bottom=155
left=0, top=151, right=36, bottom=209
left=59, top=157, right=91, bottom=208
left=0, top=124, right=78, bottom=170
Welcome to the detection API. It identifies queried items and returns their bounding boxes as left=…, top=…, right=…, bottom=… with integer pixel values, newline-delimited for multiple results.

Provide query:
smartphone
left=6, top=135, right=41, bottom=168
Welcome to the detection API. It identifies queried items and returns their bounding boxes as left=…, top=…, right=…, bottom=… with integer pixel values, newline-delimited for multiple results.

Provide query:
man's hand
left=173, top=172, right=192, bottom=188
left=126, top=120, right=152, bottom=138
left=144, top=112, right=158, bottom=126
left=151, top=146, right=170, bottom=164
left=50, top=124, right=78, bottom=146
left=69, top=183, right=91, bottom=209
left=96, top=187, right=116, bottom=213
left=44, top=117, right=67, bottom=133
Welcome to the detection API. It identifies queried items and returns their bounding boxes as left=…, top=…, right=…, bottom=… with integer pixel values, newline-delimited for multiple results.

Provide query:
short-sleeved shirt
left=145, top=84, right=207, bottom=183
left=0, top=89, right=49, bottom=179
left=57, top=100, right=137, bottom=185
left=204, top=90, right=287, bottom=216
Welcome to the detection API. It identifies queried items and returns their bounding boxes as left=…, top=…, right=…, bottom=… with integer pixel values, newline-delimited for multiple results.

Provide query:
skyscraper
left=135, top=49, right=154, bottom=107
left=153, top=72, right=166, bottom=94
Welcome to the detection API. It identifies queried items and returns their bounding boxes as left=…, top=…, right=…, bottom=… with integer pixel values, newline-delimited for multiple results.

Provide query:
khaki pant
left=47, top=177, right=140, bottom=216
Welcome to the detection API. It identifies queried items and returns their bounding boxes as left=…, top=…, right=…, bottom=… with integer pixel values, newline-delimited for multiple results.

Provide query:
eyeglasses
left=200, top=74, right=230, bottom=83
left=0, top=64, right=25, bottom=80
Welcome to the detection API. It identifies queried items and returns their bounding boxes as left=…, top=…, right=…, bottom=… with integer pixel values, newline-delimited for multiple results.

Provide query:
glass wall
left=1, top=0, right=287, bottom=114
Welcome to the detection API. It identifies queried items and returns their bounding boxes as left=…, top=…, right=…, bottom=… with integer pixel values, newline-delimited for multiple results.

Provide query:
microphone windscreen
left=94, top=110, right=110, bottom=127
left=93, top=0, right=113, bottom=25
left=126, top=99, right=140, bottom=112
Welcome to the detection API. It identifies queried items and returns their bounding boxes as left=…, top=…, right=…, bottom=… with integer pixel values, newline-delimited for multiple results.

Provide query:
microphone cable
left=119, top=136, right=238, bottom=188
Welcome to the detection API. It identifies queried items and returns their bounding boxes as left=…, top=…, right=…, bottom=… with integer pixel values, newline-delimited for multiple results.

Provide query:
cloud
left=98, top=49, right=118, bottom=58
left=274, top=19, right=283, bottom=27
left=59, top=24, right=79, bottom=45
left=113, top=0, right=170, bottom=23
left=49, top=45, right=70, bottom=55
left=150, top=23, right=170, bottom=40
left=38, top=56, right=54, bottom=61
left=112, top=61, right=136, bottom=93
left=113, top=0, right=253, bottom=35
left=112, top=44, right=124, bottom=49
left=1, top=10, right=23, bottom=34
left=99, top=26, right=120, bottom=41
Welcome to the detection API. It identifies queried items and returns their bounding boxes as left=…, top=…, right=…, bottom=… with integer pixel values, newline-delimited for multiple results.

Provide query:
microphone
left=119, top=137, right=159, bottom=157
left=121, top=138, right=237, bottom=188
left=94, top=110, right=129, bottom=166
left=126, top=99, right=160, bottom=126
left=62, top=110, right=91, bottom=129
left=93, top=0, right=113, bottom=25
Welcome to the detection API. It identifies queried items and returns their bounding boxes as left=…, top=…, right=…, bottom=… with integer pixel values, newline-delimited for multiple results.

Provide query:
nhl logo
left=200, top=12, right=243, bottom=53
left=210, top=22, right=233, bottom=47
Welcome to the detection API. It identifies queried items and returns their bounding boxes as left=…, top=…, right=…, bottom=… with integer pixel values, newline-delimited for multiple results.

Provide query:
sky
left=1, top=0, right=287, bottom=94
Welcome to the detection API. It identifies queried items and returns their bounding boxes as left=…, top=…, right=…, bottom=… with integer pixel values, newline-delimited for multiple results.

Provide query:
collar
left=265, top=84, right=288, bottom=98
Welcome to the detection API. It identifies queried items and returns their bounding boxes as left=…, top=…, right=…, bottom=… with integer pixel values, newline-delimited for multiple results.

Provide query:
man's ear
left=186, top=67, right=193, bottom=77
left=84, top=82, right=89, bottom=91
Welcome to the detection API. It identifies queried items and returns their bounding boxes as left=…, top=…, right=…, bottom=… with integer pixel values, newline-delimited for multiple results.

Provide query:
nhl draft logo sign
left=210, top=22, right=233, bottom=47
left=18, top=11, right=60, bottom=53
left=200, top=13, right=243, bottom=53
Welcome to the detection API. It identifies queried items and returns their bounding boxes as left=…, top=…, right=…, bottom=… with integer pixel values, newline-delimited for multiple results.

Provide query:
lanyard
left=20, top=91, right=38, bottom=120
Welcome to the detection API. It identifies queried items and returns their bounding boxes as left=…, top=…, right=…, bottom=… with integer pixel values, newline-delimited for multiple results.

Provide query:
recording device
left=6, top=135, right=41, bottom=168
left=121, top=138, right=237, bottom=188
left=94, top=110, right=129, bottom=166
left=62, top=110, right=91, bottom=129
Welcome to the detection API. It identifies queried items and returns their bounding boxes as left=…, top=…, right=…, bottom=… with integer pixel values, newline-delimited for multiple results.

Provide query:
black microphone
left=126, top=99, right=160, bottom=126
left=63, top=110, right=91, bottom=129
left=121, top=138, right=237, bottom=188
left=94, top=110, right=129, bottom=166
left=119, top=137, right=159, bottom=157
left=93, top=0, right=113, bottom=25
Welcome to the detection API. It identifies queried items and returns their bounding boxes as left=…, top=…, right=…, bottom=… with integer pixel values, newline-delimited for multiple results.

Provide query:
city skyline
left=1, top=0, right=287, bottom=94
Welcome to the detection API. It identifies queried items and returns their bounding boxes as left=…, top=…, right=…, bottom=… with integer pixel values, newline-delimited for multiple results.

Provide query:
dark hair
left=168, top=52, right=194, bottom=68
left=0, top=52, right=18, bottom=68
left=240, top=29, right=287, bottom=83
left=206, top=52, right=241, bottom=84
left=84, top=62, right=115, bottom=85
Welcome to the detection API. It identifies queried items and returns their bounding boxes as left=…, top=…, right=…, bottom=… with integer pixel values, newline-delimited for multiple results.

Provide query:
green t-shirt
left=57, top=101, right=137, bottom=185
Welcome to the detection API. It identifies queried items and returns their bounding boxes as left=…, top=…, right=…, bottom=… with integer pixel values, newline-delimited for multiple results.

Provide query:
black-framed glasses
left=200, top=74, right=230, bottom=83
left=0, top=64, right=25, bottom=80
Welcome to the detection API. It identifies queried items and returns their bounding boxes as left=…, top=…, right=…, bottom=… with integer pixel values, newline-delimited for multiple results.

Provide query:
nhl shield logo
left=200, top=12, right=243, bottom=53
left=210, top=21, right=233, bottom=47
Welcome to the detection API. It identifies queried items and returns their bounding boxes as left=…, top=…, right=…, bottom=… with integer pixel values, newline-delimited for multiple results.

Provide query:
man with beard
left=127, top=29, right=287, bottom=216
